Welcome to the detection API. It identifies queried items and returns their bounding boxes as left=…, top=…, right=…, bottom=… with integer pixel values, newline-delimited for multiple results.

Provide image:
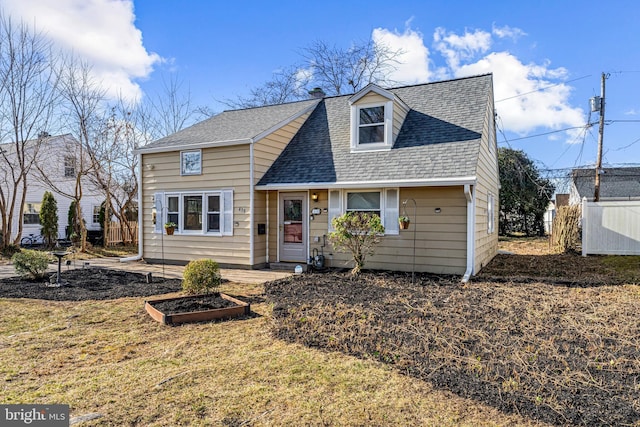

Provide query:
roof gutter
left=462, top=184, right=475, bottom=283
left=134, top=138, right=252, bottom=155
left=121, top=152, right=144, bottom=263
left=255, top=176, right=477, bottom=191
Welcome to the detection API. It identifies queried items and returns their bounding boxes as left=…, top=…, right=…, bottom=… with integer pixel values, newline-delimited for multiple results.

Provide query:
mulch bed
left=265, top=266, right=640, bottom=426
left=0, top=268, right=182, bottom=301
left=149, top=293, right=236, bottom=314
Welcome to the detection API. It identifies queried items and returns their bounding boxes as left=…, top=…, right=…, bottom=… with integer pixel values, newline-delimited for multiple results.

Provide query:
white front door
left=279, top=192, right=307, bottom=262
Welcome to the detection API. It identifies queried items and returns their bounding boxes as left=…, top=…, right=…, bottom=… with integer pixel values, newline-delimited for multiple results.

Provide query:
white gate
left=582, top=198, right=640, bottom=255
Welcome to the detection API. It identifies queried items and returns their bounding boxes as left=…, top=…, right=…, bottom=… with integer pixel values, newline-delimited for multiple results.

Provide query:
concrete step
left=269, top=262, right=308, bottom=272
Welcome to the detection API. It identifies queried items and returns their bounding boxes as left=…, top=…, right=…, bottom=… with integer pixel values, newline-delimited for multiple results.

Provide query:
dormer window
left=358, top=106, right=385, bottom=144
left=350, top=100, right=393, bottom=151
left=349, top=84, right=409, bottom=152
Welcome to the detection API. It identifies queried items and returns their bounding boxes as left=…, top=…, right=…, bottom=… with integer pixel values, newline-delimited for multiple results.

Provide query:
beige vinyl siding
left=323, top=187, right=467, bottom=275
left=253, top=111, right=311, bottom=183
left=392, top=100, right=409, bottom=143
left=308, top=190, right=329, bottom=260
left=356, top=92, right=389, bottom=105
left=253, top=190, right=267, bottom=267
left=473, top=89, right=499, bottom=273
left=267, top=190, right=278, bottom=263
left=141, top=145, right=252, bottom=266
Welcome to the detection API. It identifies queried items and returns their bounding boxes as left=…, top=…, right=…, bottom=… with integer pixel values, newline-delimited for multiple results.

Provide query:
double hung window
left=328, top=188, right=399, bottom=235
left=23, top=203, right=41, bottom=225
left=155, top=190, right=232, bottom=236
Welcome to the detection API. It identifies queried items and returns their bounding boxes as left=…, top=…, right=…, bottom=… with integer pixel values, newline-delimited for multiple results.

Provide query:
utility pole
left=594, top=72, right=607, bottom=202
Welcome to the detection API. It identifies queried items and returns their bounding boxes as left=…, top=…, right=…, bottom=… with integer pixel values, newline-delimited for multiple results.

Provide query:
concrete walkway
left=0, top=257, right=292, bottom=284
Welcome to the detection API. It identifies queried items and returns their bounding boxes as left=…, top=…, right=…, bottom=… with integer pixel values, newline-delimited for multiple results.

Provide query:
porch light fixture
left=311, top=193, right=319, bottom=202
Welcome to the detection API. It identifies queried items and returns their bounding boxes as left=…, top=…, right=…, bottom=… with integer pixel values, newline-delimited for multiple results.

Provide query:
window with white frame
left=64, top=156, right=75, bottom=177
left=155, top=190, right=232, bottom=236
left=346, top=191, right=381, bottom=216
left=328, top=188, right=399, bottom=235
left=92, top=206, right=101, bottom=224
left=358, top=106, right=385, bottom=144
left=487, top=193, right=495, bottom=233
left=180, top=150, right=202, bottom=175
left=23, top=202, right=41, bottom=225
left=350, top=101, right=393, bottom=151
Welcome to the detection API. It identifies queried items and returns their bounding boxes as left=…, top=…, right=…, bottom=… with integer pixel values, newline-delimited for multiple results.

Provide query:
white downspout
left=462, top=184, right=475, bottom=282
left=121, top=153, right=144, bottom=262
left=249, top=143, right=255, bottom=267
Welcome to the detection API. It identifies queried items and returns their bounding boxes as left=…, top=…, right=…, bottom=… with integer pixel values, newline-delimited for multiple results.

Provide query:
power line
left=495, top=74, right=591, bottom=103
left=496, top=123, right=596, bottom=144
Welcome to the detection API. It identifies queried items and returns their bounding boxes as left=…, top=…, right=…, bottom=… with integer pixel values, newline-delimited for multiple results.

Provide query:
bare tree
left=301, top=39, right=402, bottom=95
left=222, top=65, right=312, bottom=109
left=90, top=101, right=140, bottom=246
left=35, top=57, right=105, bottom=252
left=0, top=13, right=58, bottom=248
left=145, top=73, right=197, bottom=138
left=224, top=39, right=403, bottom=109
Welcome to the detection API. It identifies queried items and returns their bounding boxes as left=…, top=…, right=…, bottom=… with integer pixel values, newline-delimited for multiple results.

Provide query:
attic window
left=350, top=101, right=393, bottom=151
left=64, top=156, right=75, bottom=177
left=359, top=106, right=385, bottom=144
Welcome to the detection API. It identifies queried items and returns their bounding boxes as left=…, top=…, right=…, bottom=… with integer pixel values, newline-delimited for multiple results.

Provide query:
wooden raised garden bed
left=144, top=293, right=250, bottom=325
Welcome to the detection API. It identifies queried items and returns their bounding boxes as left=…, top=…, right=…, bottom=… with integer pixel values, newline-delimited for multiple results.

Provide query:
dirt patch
left=266, top=263, right=640, bottom=426
left=0, top=268, right=182, bottom=301
left=149, top=293, right=236, bottom=314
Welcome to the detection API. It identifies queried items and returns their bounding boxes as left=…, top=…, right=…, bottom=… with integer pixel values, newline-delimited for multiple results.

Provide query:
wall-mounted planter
left=145, top=293, right=250, bottom=325
left=165, top=227, right=175, bottom=235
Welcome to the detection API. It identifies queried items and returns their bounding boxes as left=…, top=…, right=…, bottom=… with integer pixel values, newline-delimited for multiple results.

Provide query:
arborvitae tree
left=39, top=191, right=58, bottom=248
left=67, top=200, right=77, bottom=240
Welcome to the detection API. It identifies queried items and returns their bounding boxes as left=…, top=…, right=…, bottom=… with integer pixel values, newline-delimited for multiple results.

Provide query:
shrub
left=40, top=191, right=59, bottom=248
left=551, top=205, right=581, bottom=253
left=328, top=212, right=385, bottom=276
left=1, top=244, right=20, bottom=258
left=182, top=259, right=221, bottom=294
left=12, top=249, right=52, bottom=280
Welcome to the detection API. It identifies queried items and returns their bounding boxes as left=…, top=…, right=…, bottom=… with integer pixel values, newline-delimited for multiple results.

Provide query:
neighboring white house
left=0, top=134, right=103, bottom=243
left=569, top=167, right=640, bottom=204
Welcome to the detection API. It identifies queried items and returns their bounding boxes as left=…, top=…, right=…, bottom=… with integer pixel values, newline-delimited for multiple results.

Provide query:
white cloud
left=432, top=27, right=585, bottom=138
left=492, top=24, right=527, bottom=40
left=624, top=109, right=639, bottom=116
left=2, top=0, right=161, bottom=102
left=433, top=27, right=492, bottom=70
left=372, top=26, right=430, bottom=85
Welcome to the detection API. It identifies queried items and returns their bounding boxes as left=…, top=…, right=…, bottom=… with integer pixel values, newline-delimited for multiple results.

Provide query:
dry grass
left=0, top=282, right=543, bottom=426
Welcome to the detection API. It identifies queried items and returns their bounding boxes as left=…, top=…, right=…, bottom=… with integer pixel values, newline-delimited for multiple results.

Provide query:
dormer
left=349, top=84, right=410, bottom=152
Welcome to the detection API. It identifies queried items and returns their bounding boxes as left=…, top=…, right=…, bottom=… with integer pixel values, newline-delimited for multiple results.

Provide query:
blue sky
left=3, top=0, right=640, bottom=177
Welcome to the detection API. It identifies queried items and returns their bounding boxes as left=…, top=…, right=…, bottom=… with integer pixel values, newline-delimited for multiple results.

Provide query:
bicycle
left=20, top=233, right=44, bottom=248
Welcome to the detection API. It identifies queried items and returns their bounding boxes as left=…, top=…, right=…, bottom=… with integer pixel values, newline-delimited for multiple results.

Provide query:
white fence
left=582, top=199, right=640, bottom=256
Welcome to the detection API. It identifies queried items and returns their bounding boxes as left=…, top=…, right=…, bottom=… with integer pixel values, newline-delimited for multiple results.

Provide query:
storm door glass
left=283, top=199, right=303, bottom=243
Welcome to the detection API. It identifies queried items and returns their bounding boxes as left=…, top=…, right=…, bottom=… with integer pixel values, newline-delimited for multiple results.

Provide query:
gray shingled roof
left=140, top=98, right=320, bottom=150
left=258, top=74, right=492, bottom=185
left=572, top=167, right=640, bottom=199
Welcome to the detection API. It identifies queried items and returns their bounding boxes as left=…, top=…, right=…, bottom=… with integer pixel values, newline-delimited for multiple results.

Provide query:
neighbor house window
left=64, top=156, right=75, bottom=177
left=155, top=190, right=232, bottom=236
left=92, top=206, right=101, bottom=224
left=180, top=150, right=202, bottom=175
left=23, top=202, right=41, bottom=225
